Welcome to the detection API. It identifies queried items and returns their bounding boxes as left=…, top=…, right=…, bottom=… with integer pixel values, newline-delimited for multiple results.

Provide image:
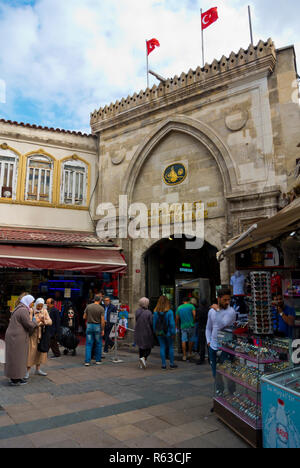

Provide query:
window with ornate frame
left=0, top=147, right=19, bottom=200
left=25, top=154, right=54, bottom=202
left=60, top=158, right=88, bottom=206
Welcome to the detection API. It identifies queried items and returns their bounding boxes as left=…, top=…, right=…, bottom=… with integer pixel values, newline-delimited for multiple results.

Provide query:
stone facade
left=91, top=39, right=300, bottom=314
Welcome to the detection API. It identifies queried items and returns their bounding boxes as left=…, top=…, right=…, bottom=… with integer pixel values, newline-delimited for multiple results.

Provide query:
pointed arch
left=121, top=115, right=237, bottom=202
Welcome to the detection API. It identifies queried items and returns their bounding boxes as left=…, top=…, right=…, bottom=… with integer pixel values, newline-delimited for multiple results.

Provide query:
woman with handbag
left=5, top=295, right=39, bottom=386
left=25, top=298, right=52, bottom=380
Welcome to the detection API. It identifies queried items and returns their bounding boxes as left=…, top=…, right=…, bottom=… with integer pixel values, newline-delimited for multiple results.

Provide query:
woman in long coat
left=134, top=297, right=154, bottom=369
left=5, top=295, right=39, bottom=386
left=26, top=298, right=52, bottom=379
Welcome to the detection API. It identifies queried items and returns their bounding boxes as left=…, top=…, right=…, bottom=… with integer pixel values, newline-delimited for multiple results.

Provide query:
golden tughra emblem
left=163, top=163, right=187, bottom=186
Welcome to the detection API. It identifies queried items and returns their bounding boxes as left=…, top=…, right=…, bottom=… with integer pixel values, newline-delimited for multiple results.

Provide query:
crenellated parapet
left=91, top=39, right=276, bottom=132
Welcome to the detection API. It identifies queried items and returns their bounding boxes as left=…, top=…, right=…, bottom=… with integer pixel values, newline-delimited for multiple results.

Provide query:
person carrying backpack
left=153, top=296, right=178, bottom=370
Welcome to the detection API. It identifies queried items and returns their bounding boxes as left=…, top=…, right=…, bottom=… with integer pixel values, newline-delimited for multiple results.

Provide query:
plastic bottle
left=276, top=399, right=289, bottom=448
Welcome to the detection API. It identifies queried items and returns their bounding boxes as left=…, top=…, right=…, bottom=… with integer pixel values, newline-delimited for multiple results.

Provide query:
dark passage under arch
left=144, top=236, right=220, bottom=310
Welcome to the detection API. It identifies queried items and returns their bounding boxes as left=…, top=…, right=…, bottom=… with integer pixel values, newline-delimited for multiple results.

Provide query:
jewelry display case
left=213, top=329, right=292, bottom=448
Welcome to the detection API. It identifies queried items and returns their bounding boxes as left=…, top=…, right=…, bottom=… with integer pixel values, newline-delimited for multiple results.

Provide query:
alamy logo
left=96, top=196, right=205, bottom=249
left=0, top=79, right=6, bottom=104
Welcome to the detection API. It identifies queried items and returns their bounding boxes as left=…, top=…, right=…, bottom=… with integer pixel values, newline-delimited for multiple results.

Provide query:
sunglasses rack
left=250, top=271, right=273, bottom=335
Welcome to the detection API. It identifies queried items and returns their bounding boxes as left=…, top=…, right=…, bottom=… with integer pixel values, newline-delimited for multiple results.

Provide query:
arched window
left=25, top=154, right=54, bottom=202
left=61, top=158, right=88, bottom=206
left=0, top=147, right=19, bottom=199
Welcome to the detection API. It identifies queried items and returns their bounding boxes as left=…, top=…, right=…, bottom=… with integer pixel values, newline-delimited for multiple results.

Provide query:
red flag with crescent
left=147, top=38, right=160, bottom=55
left=201, top=7, right=218, bottom=30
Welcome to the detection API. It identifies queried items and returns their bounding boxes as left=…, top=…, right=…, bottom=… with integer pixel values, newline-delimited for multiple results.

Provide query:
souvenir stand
left=215, top=200, right=300, bottom=448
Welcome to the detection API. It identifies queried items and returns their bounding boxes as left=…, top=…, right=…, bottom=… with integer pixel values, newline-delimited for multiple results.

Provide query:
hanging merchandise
left=249, top=271, right=273, bottom=335
left=251, top=247, right=265, bottom=267
left=230, top=271, right=246, bottom=295
left=264, top=244, right=280, bottom=267
left=118, top=304, right=129, bottom=338
left=271, top=272, right=283, bottom=295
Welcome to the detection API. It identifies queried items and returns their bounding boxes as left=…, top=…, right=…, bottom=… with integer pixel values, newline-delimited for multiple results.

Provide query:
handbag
left=38, top=325, right=52, bottom=353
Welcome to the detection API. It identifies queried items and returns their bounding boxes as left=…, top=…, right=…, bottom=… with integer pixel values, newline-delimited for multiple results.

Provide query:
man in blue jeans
left=206, top=288, right=236, bottom=378
left=83, top=296, right=105, bottom=366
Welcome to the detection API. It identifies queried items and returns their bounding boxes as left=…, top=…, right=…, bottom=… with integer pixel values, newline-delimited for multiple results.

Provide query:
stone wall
left=91, top=39, right=300, bottom=314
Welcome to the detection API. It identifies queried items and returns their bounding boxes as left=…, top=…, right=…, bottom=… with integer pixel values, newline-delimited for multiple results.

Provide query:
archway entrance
left=144, top=236, right=220, bottom=310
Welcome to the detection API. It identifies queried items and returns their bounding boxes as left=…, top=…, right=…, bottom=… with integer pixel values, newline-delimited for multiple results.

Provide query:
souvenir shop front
left=215, top=199, right=300, bottom=448
left=0, top=238, right=127, bottom=335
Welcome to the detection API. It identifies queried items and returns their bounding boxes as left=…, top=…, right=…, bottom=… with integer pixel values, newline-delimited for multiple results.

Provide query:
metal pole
left=201, top=9, right=204, bottom=68
left=248, top=5, right=254, bottom=46
left=146, top=40, right=149, bottom=88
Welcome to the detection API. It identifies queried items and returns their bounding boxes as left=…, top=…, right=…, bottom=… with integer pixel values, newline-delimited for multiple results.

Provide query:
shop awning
left=0, top=245, right=127, bottom=274
left=217, top=198, right=300, bottom=262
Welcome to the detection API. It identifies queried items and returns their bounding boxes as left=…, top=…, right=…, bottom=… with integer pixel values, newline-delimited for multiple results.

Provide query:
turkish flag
left=147, top=38, right=160, bottom=55
left=201, top=7, right=218, bottom=30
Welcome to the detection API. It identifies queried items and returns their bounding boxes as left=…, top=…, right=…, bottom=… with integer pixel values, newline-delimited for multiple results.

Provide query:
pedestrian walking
left=134, top=297, right=154, bottom=369
left=61, top=302, right=79, bottom=356
left=83, top=295, right=105, bottom=366
left=190, top=298, right=199, bottom=352
left=176, top=297, right=196, bottom=361
left=25, top=298, right=52, bottom=379
left=46, top=298, right=61, bottom=358
left=153, top=296, right=177, bottom=370
left=5, top=294, right=38, bottom=386
left=103, top=297, right=117, bottom=353
left=196, top=298, right=210, bottom=365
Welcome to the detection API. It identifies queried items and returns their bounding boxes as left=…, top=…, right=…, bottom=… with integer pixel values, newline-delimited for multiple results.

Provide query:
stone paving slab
left=0, top=345, right=249, bottom=448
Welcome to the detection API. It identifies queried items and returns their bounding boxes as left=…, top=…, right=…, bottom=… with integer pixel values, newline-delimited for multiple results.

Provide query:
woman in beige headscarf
left=25, top=298, right=52, bottom=379
left=5, top=295, right=38, bottom=386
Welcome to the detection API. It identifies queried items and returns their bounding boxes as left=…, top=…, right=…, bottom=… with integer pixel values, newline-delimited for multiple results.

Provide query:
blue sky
left=0, top=0, right=299, bottom=133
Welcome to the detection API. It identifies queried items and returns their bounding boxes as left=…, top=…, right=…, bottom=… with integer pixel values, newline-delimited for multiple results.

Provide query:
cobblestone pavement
left=0, top=345, right=249, bottom=448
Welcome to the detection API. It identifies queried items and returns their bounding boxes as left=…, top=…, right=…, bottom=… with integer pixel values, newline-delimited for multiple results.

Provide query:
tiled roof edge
left=0, top=119, right=95, bottom=138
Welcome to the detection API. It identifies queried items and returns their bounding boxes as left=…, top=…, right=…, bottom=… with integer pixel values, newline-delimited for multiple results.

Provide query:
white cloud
left=0, top=0, right=299, bottom=132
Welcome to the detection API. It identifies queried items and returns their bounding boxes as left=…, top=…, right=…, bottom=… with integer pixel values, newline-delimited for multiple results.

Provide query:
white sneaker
left=139, top=357, right=146, bottom=369
left=24, top=371, right=30, bottom=380
left=35, top=369, right=47, bottom=376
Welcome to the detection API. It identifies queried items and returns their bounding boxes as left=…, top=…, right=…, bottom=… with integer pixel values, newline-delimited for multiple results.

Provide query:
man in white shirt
left=206, top=288, right=236, bottom=378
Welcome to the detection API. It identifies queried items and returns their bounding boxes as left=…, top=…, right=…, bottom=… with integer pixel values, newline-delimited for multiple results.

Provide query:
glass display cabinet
left=213, top=329, right=292, bottom=448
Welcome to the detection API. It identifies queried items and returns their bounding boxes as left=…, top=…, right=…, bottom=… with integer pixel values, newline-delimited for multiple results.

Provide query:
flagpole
left=248, top=5, right=254, bottom=46
left=200, top=9, right=204, bottom=68
left=146, top=40, right=149, bottom=88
